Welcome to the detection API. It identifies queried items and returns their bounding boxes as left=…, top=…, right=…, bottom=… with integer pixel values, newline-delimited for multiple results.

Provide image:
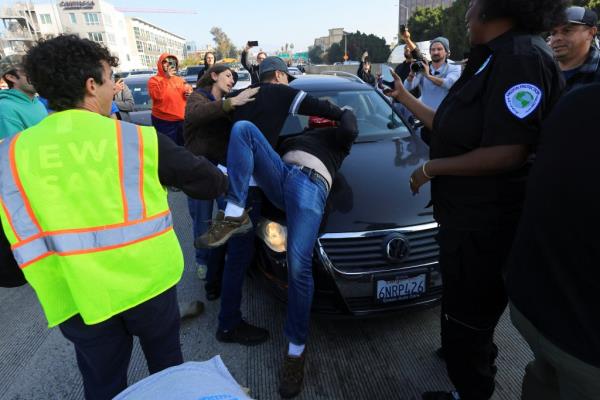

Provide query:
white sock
left=224, top=203, right=244, bottom=218
left=288, top=343, right=305, bottom=357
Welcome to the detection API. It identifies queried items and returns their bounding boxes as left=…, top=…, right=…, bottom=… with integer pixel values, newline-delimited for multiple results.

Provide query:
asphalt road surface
left=0, top=192, right=533, bottom=400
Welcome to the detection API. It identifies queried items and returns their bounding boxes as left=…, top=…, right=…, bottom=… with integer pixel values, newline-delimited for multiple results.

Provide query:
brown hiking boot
left=194, top=210, right=252, bottom=249
left=278, top=353, right=305, bottom=398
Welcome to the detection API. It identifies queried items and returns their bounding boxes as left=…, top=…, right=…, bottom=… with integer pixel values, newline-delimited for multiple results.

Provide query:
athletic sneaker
left=195, top=209, right=252, bottom=248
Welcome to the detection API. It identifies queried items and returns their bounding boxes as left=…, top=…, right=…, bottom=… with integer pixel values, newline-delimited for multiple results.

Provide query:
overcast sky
left=11, top=0, right=403, bottom=53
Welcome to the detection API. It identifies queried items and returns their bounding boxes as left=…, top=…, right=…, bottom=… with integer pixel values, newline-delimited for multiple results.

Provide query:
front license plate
left=375, top=274, right=426, bottom=303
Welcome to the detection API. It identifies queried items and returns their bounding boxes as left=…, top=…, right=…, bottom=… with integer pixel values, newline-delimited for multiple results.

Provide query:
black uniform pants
left=59, top=286, right=183, bottom=400
left=438, top=225, right=516, bottom=400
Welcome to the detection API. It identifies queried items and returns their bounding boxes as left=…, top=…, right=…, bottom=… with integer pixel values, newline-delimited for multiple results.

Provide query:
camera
left=167, top=58, right=177, bottom=70
left=411, top=61, right=425, bottom=73
left=400, top=25, right=407, bottom=35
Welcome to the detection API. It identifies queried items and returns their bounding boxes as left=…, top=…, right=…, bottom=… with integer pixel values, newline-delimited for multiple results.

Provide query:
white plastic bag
left=114, top=356, right=252, bottom=400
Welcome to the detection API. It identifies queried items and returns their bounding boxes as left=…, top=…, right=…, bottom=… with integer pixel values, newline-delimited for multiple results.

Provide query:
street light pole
left=344, top=32, right=347, bottom=57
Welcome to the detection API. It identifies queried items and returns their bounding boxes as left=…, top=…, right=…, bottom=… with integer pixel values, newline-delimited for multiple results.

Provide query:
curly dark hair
left=23, top=34, right=118, bottom=111
left=480, top=0, right=568, bottom=33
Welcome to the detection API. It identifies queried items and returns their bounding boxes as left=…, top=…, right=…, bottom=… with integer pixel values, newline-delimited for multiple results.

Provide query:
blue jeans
left=226, top=121, right=328, bottom=345
left=151, top=115, right=184, bottom=146
left=187, top=198, right=212, bottom=265
left=217, top=188, right=262, bottom=330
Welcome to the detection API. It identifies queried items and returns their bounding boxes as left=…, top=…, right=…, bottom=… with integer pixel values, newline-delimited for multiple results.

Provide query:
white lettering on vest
left=67, top=139, right=109, bottom=164
left=39, top=145, right=63, bottom=169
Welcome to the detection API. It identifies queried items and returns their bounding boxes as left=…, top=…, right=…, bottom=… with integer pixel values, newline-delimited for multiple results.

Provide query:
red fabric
left=308, top=116, right=337, bottom=129
left=148, top=53, right=188, bottom=121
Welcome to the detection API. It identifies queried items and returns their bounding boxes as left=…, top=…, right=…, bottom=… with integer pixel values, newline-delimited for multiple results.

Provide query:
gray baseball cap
left=258, top=56, right=296, bottom=82
left=566, top=6, right=598, bottom=27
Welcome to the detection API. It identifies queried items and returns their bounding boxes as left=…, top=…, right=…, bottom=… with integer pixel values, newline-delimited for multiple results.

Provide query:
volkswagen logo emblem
left=384, top=235, right=410, bottom=262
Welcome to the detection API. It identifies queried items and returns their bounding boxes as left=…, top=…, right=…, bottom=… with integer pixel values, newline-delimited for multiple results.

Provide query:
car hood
left=320, top=135, right=434, bottom=233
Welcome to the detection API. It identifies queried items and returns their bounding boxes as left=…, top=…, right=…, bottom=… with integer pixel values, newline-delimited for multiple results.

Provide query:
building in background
left=184, top=40, right=197, bottom=57
left=0, top=0, right=185, bottom=71
left=0, top=2, right=48, bottom=55
left=127, top=17, right=185, bottom=69
left=398, top=0, right=456, bottom=27
left=313, top=28, right=345, bottom=51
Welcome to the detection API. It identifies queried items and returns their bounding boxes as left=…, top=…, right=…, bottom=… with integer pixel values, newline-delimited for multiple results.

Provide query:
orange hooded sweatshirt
left=148, top=53, right=189, bottom=121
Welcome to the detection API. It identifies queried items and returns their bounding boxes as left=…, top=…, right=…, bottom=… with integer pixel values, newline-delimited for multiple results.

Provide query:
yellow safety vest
left=0, top=110, right=183, bottom=327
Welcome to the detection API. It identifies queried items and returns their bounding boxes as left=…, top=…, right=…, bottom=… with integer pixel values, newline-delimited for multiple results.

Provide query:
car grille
left=318, top=226, right=439, bottom=274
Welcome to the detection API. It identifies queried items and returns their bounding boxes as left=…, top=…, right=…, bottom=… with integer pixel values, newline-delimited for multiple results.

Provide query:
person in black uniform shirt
left=388, top=0, right=567, bottom=399
left=506, top=84, right=600, bottom=400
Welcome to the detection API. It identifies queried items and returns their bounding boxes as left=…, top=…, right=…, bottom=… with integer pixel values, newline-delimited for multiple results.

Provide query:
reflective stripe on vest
left=12, top=211, right=172, bottom=267
left=0, top=133, right=42, bottom=241
left=0, top=120, right=171, bottom=269
left=117, top=122, right=147, bottom=221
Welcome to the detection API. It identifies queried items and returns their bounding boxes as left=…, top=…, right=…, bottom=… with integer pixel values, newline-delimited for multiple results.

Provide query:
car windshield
left=127, top=81, right=152, bottom=110
left=280, top=89, right=410, bottom=141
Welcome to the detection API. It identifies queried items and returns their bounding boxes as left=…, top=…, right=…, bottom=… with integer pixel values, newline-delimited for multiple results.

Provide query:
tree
left=407, top=6, right=444, bottom=42
left=309, top=46, right=323, bottom=63
left=326, top=43, right=345, bottom=64
left=441, top=0, right=470, bottom=60
left=209, top=27, right=238, bottom=59
left=344, top=31, right=391, bottom=62
left=586, top=0, right=600, bottom=15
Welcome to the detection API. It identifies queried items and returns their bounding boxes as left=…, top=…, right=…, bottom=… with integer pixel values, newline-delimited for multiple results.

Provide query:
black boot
left=216, top=320, right=269, bottom=346
left=279, top=353, right=305, bottom=398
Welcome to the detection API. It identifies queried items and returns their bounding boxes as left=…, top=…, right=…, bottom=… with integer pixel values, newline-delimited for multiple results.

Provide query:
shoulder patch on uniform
left=475, top=55, right=492, bottom=75
left=504, top=83, right=542, bottom=119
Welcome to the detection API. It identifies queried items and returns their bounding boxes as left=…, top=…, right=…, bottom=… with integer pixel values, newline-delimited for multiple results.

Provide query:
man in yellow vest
left=0, top=35, right=228, bottom=400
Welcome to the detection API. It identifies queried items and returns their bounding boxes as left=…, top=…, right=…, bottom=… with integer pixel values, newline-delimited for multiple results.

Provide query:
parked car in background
left=233, top=70, right=252, bottom=90
left=128, top=69, right=156, bottom=76
left=123, top=74, right=153, bottom=126
left=182, top=65, right=204, bottom=88
left=254, top=74, right=441, bottom=316
left=287, top=66, right=303, bottom=76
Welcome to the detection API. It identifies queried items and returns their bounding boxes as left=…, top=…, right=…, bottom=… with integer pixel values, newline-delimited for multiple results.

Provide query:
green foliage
left=586, top=0, right=600, bottom=15
left=402, top=0, right=470, bottom=59
left=326, top=43, right=345, bottom=64
left=408, top=6, right=444, bottom=42
left=308, top=46, right=324, bottom=64
left=209, top=27, right=238, bottom=60
left=345, top=31, right=391, bottom=62
left=441, top=0, right=470, bottom=60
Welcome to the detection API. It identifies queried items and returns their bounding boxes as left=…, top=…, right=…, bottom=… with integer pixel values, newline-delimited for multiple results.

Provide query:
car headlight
left=257, top=218, right=287, bottom=253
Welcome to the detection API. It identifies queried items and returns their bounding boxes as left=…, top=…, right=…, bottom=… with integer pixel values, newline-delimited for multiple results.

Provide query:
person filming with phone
left=402, top=28, right=461, bottom=110
left=241, top=41, right=266, bottom=85
left=148, top=53, right=193, bottom=146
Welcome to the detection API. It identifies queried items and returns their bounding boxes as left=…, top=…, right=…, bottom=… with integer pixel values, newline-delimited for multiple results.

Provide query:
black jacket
left=279, top=110, right=358, bottom=179
left=232, top=83, right=344, bottom=147
left=241, top=51, right=260, bottom=85
left=506, top=84, right=600, bottom=367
